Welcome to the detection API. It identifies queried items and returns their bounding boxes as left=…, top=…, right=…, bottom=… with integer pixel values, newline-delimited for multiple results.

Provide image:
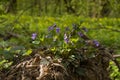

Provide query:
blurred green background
left=0, top=0, right=120, bottom=17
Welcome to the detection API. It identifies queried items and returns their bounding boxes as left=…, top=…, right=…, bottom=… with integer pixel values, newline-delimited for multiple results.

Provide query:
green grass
left=0, top=14, right=120, bottom=48
left=0, top=14, right=120, bottom=49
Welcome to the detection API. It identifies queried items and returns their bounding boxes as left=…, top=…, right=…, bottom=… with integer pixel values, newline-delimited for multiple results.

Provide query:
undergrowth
left=0, top=15, right=120, bottom=79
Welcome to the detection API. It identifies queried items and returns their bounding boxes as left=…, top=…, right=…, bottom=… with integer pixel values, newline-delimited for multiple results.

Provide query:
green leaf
left=23, top=49, right=32, bottom=56
left=32, top=41, right=40, bottom=44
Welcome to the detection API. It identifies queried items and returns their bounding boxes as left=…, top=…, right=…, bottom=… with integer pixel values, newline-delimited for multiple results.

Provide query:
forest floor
left=0, top=48, right=114, bottom=80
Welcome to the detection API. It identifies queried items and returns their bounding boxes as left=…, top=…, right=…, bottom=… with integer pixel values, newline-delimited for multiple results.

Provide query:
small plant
left=110, top=61, right=120, bottom=80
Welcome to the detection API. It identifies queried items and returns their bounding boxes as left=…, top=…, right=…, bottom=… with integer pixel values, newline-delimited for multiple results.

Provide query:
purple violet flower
left=93, top=40, right=99, bottom=47
left=56, top=27, right=60, bottom=33
left=48, top=26, right=54, bottom=31
left=78, top=32, right=84, bottom=37
left=31, top=33, right=37, bottom=40
left=48, top=24, right=57, bottom=31
left=64, top=33, right=69, bottom=43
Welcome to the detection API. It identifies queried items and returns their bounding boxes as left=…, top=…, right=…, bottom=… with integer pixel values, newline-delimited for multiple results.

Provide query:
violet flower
left=78, top=32, right=84, bottom=37
left=64, top=33, right=69, bottom=43
left=48, top=26, right=54, bottom=31
left=48, top=24, right=57, bottom=31
left=93, top=40, right=99, bottom=47
left=56, top=27, right=60, bottom=33
left=31, top=33, right=37, bottom=40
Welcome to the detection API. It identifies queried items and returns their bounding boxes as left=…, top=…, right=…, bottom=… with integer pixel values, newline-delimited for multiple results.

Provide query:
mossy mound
left=0, top=50, right=112, bottom=80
